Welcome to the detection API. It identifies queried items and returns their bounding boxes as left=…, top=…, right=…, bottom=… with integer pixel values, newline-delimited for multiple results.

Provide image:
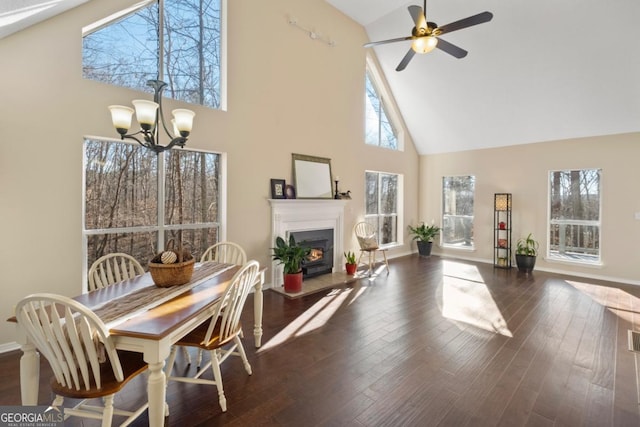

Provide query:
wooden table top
left=8, top=264, right=240, bottom=341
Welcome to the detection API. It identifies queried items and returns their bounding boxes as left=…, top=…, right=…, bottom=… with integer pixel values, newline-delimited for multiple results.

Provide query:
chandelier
left=108, top=80, right=195, bottom=153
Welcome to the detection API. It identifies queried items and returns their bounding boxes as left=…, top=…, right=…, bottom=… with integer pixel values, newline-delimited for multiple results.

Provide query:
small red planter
left=283, top=271, right=303, bottom=293
left=345, top=263, right=357, bottom=275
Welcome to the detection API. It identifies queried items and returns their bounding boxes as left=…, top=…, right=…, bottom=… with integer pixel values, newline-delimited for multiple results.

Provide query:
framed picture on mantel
left=285, top=184, right=296, bottom=199
left=270, top=179, right=286, bottom=199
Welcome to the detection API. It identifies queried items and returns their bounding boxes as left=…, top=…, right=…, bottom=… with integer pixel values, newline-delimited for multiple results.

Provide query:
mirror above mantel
left=291, top=153, right=333, bottom=199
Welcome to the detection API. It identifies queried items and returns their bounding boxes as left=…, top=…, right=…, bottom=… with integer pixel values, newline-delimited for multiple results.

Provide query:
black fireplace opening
left=290, top=228, right=334, bottom=279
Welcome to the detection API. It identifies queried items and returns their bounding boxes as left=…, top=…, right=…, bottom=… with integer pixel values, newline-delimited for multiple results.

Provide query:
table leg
left=20, top=342, right=40, bottom=405
left=147, top=360, right=166, bottom=427
left=253, top=271, right=264, bottom=347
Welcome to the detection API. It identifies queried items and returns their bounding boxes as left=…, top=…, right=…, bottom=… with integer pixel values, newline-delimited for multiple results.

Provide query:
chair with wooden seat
left=200, top=241, right=247, bottom=265
left=194, top=241, right=248, bottom=367
left=164, top=260, right=260, bottom=413
left=15, top=293, right=149, bottom=427
left=88, top=252, right=145, bottom=291
left=354, top=221, right=390, bottom=276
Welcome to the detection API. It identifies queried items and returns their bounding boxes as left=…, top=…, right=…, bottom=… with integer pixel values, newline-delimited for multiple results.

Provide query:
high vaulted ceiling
left=327, top=0, right=640, bottom=154
left=3, top=1, right=639, bottom=155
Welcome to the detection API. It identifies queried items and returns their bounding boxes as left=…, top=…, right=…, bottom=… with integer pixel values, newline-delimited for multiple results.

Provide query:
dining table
left=9, top=261, right=265, bottom=427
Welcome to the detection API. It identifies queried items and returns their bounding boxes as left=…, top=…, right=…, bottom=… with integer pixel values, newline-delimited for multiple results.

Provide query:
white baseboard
left=0, top=341, right=20, bottom=354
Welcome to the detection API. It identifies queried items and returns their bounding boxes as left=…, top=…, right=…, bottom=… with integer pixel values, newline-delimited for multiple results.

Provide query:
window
left=548, top=169, right=601, bottom=263
left=82, top=0, right=224, bottom=109
left=442, top=176, right=475, bottom=248
left=365, top=171, right=400, bottom=246
left=83, top=138, right=222, bottom=277
left=365, top=62, right=401, bottom=150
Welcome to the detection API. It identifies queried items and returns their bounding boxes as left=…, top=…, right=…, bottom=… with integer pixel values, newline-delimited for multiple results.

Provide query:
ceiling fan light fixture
left=411, top=36, right=438, bottom=54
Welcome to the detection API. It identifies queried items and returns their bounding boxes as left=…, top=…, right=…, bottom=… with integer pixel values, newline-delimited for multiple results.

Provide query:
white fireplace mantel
left=269, top=199, right=349, bottom=287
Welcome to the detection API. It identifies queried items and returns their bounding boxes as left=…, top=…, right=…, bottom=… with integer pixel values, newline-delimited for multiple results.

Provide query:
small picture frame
left=285, top=184, right=296, bottom=199
left=270, top=179, right=286, bottom=199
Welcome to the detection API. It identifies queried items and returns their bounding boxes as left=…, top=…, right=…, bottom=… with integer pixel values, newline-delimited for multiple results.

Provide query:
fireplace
left=290, top=228, right=334, bottom=278
left=269, top=199, right=348, bottom=287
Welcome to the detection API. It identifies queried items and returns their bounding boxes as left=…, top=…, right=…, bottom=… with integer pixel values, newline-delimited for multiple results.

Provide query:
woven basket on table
left=148, top=258, right=195, bottom=287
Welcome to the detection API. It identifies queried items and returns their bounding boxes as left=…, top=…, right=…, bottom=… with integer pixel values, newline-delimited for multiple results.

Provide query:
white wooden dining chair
left=193, top=241, right=248, bottom=367
left=354, top=221, right=390, bottom=276
left=164, top=260, right=260, bottom=413
left=200, top=241, right=247, bottom=265
left=89, top=252, right=192, bottom=365
left=15, top=293, right=149, bottom=427
left=88, top=253, right=145, bottom=291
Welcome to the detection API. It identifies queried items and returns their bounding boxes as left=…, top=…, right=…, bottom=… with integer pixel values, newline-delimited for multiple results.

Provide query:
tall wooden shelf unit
left=494, top=193, right=512, bottom=269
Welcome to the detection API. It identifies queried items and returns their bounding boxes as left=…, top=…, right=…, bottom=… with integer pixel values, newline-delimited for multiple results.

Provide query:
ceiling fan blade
left=364, top=36, right=413, bottom=48
left=436, top=37, right=468, bottom=58
left=437, top=11, right=493, bottom=35
left=396, top=49, right=416, bottom=71
left=408, top=5, right=427, bottom=30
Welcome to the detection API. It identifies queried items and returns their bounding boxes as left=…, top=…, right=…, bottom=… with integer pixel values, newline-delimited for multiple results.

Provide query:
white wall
left=420, top=132, right=640, bottom=284
left=0, top=0, right=420, bottom=347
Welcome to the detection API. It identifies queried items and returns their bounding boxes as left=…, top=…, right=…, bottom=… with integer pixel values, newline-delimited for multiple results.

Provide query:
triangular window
left=83, top=0, right=224, bottom=109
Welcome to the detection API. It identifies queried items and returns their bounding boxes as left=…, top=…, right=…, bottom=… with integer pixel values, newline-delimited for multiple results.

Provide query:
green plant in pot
left=271, top=235, right=311, bottom=293
left=344, top=251, right=357, bottom=275
left=408, top=222, right=441, bottom=256
left=515, top=233, right=539, bottom=273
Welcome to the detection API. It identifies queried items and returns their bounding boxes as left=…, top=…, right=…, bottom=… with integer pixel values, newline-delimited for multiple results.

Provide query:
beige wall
left=420, top=132, right=640, bottom=284
left=0, top=0, right=419, bottom=347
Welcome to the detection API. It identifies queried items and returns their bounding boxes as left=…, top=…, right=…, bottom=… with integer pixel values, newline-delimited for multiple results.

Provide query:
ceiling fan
left=364, top=0, right=493, bottom=71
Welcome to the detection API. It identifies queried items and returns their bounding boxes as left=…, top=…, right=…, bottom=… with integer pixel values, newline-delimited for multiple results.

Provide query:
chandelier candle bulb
left=108, top=105, right=134, bottom=134
left=172, top=109, right=196, bottom=136
left=132, top=99, right=159, bottom=129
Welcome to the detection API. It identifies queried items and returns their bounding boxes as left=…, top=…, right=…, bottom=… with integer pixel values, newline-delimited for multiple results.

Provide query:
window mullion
left=158, top=151, right=166, bottom=251
left=158, top=0, right=164, bottom=80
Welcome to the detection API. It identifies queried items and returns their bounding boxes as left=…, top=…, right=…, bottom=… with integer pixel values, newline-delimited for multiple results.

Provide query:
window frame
left=364, top=170, right=403, bottom=248
left=364, top=55, right=404, bottom=151
left=441, top=175, right=476, bottom=250
left=82, top=0, right=227, bottom=110
left=82, top=137, right=227, bottom=290
left=547, top=168, right=602, bottom=266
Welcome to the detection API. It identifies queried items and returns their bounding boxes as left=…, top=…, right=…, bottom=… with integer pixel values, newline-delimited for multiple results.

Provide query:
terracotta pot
left=283, top=271, right=303, bottom=293
left=345, top=263, right=357, bottom=275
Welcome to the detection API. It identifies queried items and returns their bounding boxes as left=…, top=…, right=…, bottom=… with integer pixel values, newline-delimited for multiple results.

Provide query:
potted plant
left=344, top=251, right=357, bottom=275
left=271, top=235, right=311, bottom=293
left=408, top=222, right=441, bottom=256
left=515, top=233, right=539, bottom=273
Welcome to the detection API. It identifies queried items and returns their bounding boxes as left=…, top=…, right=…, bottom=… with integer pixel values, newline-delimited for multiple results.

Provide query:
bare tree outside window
left=365, top=171, right=399, bottom=245
left=83, top=0, right=222, bottom=109
left=549, top=169, right=601, bottom=263
left=442, top=176, right=475, bottom=247
left=365, top=70, right=398, bottom=150
left=84, top=138, right=221, bottom=284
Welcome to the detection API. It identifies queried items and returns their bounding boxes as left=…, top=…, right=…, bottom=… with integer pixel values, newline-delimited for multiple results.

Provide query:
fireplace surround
left=269, top=199, right=348, bottom=288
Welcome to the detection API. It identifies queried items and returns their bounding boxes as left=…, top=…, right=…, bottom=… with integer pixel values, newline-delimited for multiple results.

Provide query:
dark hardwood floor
left=2, top=254, right=640, bottom=426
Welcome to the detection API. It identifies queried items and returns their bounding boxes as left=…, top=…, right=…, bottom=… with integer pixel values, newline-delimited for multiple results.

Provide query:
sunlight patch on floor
left=566, top=280, right=640, bottom=322
left=353, top=264, right=388, bottom=281
left=258, top=288, right=353, bottom=353
left=441, top=261, right=512, bottom=337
